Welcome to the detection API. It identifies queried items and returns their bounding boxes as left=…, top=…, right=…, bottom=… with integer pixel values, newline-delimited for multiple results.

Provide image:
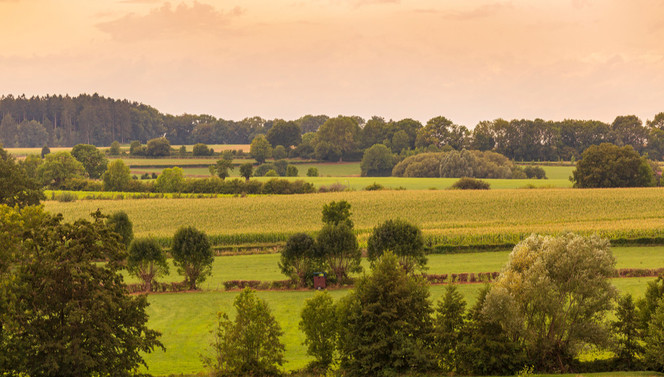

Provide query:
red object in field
left=313, top=272, right=326, bottom=290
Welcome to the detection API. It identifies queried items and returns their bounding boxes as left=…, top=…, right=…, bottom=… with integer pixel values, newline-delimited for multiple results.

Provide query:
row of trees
left=208, top=235, right=664, bottom=377
left=3, top=94, right=664, bottom=162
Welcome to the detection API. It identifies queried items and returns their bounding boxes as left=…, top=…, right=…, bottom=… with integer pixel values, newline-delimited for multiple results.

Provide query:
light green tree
left=155, top=167, right=184, bottom=193
left=300, top=291, right=337, bottom=370
left=250, top=135, right=272, bottom=164
left=102, top=159, right=131, bottom=191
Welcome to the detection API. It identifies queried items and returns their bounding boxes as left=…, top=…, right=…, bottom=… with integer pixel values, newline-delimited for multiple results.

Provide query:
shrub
left=272, top=145, right=287, bottom=160
left=54, top=192, right=78, bottom=202
left=146, top=137, right=171, bottom=157
left=193, top=143, right=214, bottom=156
left=364, top=182, right=383, bottom=191
left=286, top=165, right=298, bottom=177
left=451, top=177, right=490, bottom=190
left=306, top=167, right=319, bottom=177
left=524, top=166, right=547, bottom=179
left=265, top=169, right=278, bottom=177
left=255, top=163, right=276, bottom=177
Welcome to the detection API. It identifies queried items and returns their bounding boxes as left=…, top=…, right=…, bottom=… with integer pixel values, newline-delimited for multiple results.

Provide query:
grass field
left=141, top=276, right=660, bottom=376
left=45, top=188, right=664, bottom=248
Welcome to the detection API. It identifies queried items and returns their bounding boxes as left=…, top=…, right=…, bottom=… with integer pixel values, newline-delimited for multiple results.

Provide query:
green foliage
left=211, top=159, right=234, bottom=180
left=392, top=152, right=443, bottom=177
left=336, top=252, right=434, bottom=377
left=524, top=165, right=547, bottom=179
left=638, top=277, right=664, bottom=331
left=434, top=284, right=466, bottom=372
left=109, top=141, right=121, bottom=155
left=37, top=151, right=86, bottom=188
left=450, top=177, right=490, bottom=190
left=267, top=121, right=302, bottom=148
left=573, top=143, right=655, bottom=188
left=130, top=140, right=145, bottom=156
left=644, top=302, right=664, bottom=371
left=367, top=218, right=426, bottom=271
left=102, top=159, right=131, bottom=191
left=440, top=149, right=476, bottom=178
left=0, top=209, right=163, bottom=376
left=71, top=143, right=109, bottom=179
left=364, top=182, right=383, bottom=191
left=155, top=166, right=184, bottom=193
left=483, top=233, right=617, bottom=372
left=193, top=143, right=214, bottom=156
left=321, top=200, right=353, bottom=228
left=314, top=116, right=360, bottom=161
left=0, top=147, right=43, bottom=208
left=416, top=116, right=468, bottom=150
left=106, top=210, right=134, bottom=248
left=128, top=238, right=169, bottom=292
left=41, top=144, right=51, bottom=158
left=272, top=145, right=287, bottom=160
left=171, top=226, right=214, bottom=290
left=315, top=223, right=360, bottom=284
left=613, top=293, right=644, bottom=369
left=204, top=288, right=285, bottom=377
left=306, top=167, right=319, bottom=177
left=360, top=144, right=394, bottom=177
left=239, top=162, right=253, bottom=181
left=300, top=291, right=337, bottom=371
left=286, top=164, right=298, bottom=177
left=265, top=169, right=278, bottom=177
left=278, top=233, right=316, bottom=287
left=146, top=137, right=171, bottom=157
left=250, top=135, right=273, bottom=164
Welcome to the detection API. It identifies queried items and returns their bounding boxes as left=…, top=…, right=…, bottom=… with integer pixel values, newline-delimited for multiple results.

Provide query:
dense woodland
left=2, top=94, right=664, bottom=162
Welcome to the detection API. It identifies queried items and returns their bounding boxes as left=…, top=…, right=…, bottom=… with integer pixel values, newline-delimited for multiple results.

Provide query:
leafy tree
left=524, top=166, right=547, bottom=179
left=336, top=252, right=434, bottom=376
left=637, top=277, right=664, bottom=331
left=102, top=159, right=131, bottom=191
left=193, top=143, right=214, bottom=156
left=250, top=135, right=273, bottom=164
left=171, top=226, right=214, bottom=290
left=155, top=167, right=184, bottom=193
left=300, top=291, right=337, bottom=371
left=316, top=223, right=360, bottom=284
left=41, top=144, right=51, bottom=158
left=613, top=293, right=644, bottom=369
left=573, top=143, right=655, bottom=188
left=36, top=151, right=86, bottom=188
left=278, top=233, right=316, bottom=287
left=71, top=143, right=109, bottom=179
left=239, top=162, right=253, bottom=181
left=127, top=238, right=169, bottom=292
left=106, top=210, right=134, bottom=248
left=109, top=141, right=121, bottom=155
left=647, top=112, right=664, bottom=130
left=612, top=115, right=648, bottom=152
left=644, top=303, right=664, bottom=371
left=267, top=120, right=301, bottom=148
left=440, top=149, right=477, bottom=178
left=272, top=145, right=287, bottom=160
left=390, top=130, right=410, bottom=153
left=286, top=165, right=298, bottom=177
left=211, top=159, right=234, bottom=180
left=0, top=209, right=163, bottom=376
left=322, top=200, right=353, bottom=228
left=367, top=218, right=426, bottom=271
left=314, top=116, right=360, bottom=161
left=16, top=120, right=49, bottom=147
left=470, top=120, right=496, bottom=151
left=360, top=144, right=394, bottom=177
left=416, top=116, right=469, bottom=150
left=306, top=167, right=318, bottom=177
left=434, top=284, right=466, bottom=372
left=129, top=140, right=145, bottom=156
left=204, top=288, right=285, bottom=377
left=146, top=137, right=171, bottom=157
left=483, top=233, right=617, bottom=372
left=0, top=147, right=44, bottom=208
left=273, top=159, right=288, bottom=176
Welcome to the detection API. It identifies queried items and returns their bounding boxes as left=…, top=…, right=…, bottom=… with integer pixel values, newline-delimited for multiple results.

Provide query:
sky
left=0, top=0, right=663, bottom=127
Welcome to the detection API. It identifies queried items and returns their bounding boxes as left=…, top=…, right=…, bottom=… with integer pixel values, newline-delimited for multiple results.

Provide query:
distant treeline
left=1, top=93, right=663, bottom=161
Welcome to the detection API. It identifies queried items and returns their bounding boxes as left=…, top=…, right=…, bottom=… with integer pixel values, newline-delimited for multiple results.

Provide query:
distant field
left=46, top=188, right=664, bottom=248
left=141, top=276, right=659, bottom=376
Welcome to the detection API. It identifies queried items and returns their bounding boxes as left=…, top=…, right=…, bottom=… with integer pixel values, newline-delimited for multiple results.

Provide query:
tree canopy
left=572, top=143, right=655, bottom=188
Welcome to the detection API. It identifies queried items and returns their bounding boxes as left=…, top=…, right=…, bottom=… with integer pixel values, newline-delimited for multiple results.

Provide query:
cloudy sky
left=1, top=0, right=663, bottom=127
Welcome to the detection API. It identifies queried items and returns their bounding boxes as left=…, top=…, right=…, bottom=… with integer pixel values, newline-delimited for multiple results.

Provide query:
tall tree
left=0, top=147, right=43, bottom=208
left=314, top=116, right=360, bottom=161
left=71, top=144, right=108, bottom=179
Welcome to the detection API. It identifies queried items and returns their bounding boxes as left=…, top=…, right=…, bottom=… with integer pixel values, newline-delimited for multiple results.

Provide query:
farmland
left=46, top=187, right=664, bottom=248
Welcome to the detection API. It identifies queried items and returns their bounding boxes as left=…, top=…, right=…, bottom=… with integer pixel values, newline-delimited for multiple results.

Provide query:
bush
left=265, top=169, right=278, bottom=177
left=272, top=145, right=287, bottom=160
left=171, top=226, right=213, bottom=290
left=307, top=167, right=319, bottom=177
left=524, top=166, right=547, bottom=179
left=451, top=177, right=490, bottom=190
left=193, top=143, right=214, bottom=156
left=203, top=288, right=285, bottom=377
left=573, top=143, right=655, bottom=188
left=109, top=141, right=121, bottom=155
left=255, top=163, right=276, bottom=177
left=364, top=182, right=383, bottom=191
left=146, top=137, right=171, bottom=157
left=286, top=165, right=298, bottom=177
left=54, top=192, right=78, bottom=202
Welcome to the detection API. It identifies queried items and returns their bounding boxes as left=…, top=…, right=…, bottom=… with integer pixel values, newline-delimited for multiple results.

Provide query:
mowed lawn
left=137, top=246, right=664, bottom=375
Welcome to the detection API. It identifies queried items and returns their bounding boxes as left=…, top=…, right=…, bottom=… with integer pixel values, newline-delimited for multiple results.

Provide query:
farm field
left=46, top=188, right=664, bottom=248
left=122, top=245, right=664, bottom=287
left=141, top=277, right=660, bottom=376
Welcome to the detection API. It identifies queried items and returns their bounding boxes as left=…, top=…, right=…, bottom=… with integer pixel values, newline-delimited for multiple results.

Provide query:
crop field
left=46, top=188, right=664, bottom=248
left=140, top=276, right=659, bottom=376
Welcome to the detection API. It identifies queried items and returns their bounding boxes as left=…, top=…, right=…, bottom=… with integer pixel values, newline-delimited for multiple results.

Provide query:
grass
left=141, top=276, right=659, bottom=376
left=45, top=188, right=664, bottom=248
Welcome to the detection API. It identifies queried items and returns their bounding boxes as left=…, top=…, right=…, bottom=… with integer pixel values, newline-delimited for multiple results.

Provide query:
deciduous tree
left=171, top=226, right=213, bottom=290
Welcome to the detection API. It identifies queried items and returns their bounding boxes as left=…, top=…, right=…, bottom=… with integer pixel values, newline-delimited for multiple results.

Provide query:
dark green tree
left=272, top=145, right=287, bottom=160
left=360, top=144, right=394, bottom=177
left=644, top=303, right=664, bottom=371
left=171, top=226, right=214, bottom=290
left=146, top=137, right=171, bottom=157
left=204, top=288, right=285, bottom=377
left=0, top=209, right=163, bottom=377
left=267, top=120, right=301, bottom=148
left=336, top=252, right=434, bottom=377
left=250, top=135, right=272, bottom=164
left=573, top=143, right=655, bottom=188
left=210, top=159, right=234, bottom=180
left=102, top=159, right=131, bottom=191
left=367, top=218, right=426, bottom=271
left=434, top=284, right=466, bottom=372
left=322, top=200, right=353, bottom=228
left=278, top=233, right=316, bottom=287
left=71, top=143, right=109, bottom=179
left=0, top=147, right=44, bottom=208
left=41, top=145, right=51, bottom=158
left=193, top=143, right=214, bottom=156
left=109, top=141, right=121, bottom=155
left=316, top=223, right=360, bottom=284
left=106, top=210, right=134, bottom=248
left=300, top=291, right=337, bottom=371
left=286, top=165, right=298, bottom=177
left=314, top=116, right=360, bottom=161
left=127, top=238, right=169, bottom=292
left=613, top=293, right=644, bottom=369
left=239, top=162, right=253, bottom=181
left=36, top=151, right=86, bottom=188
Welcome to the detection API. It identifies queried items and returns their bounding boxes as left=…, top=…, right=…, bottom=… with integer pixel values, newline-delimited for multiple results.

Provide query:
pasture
left=46, top=187, right=664, bottom=248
